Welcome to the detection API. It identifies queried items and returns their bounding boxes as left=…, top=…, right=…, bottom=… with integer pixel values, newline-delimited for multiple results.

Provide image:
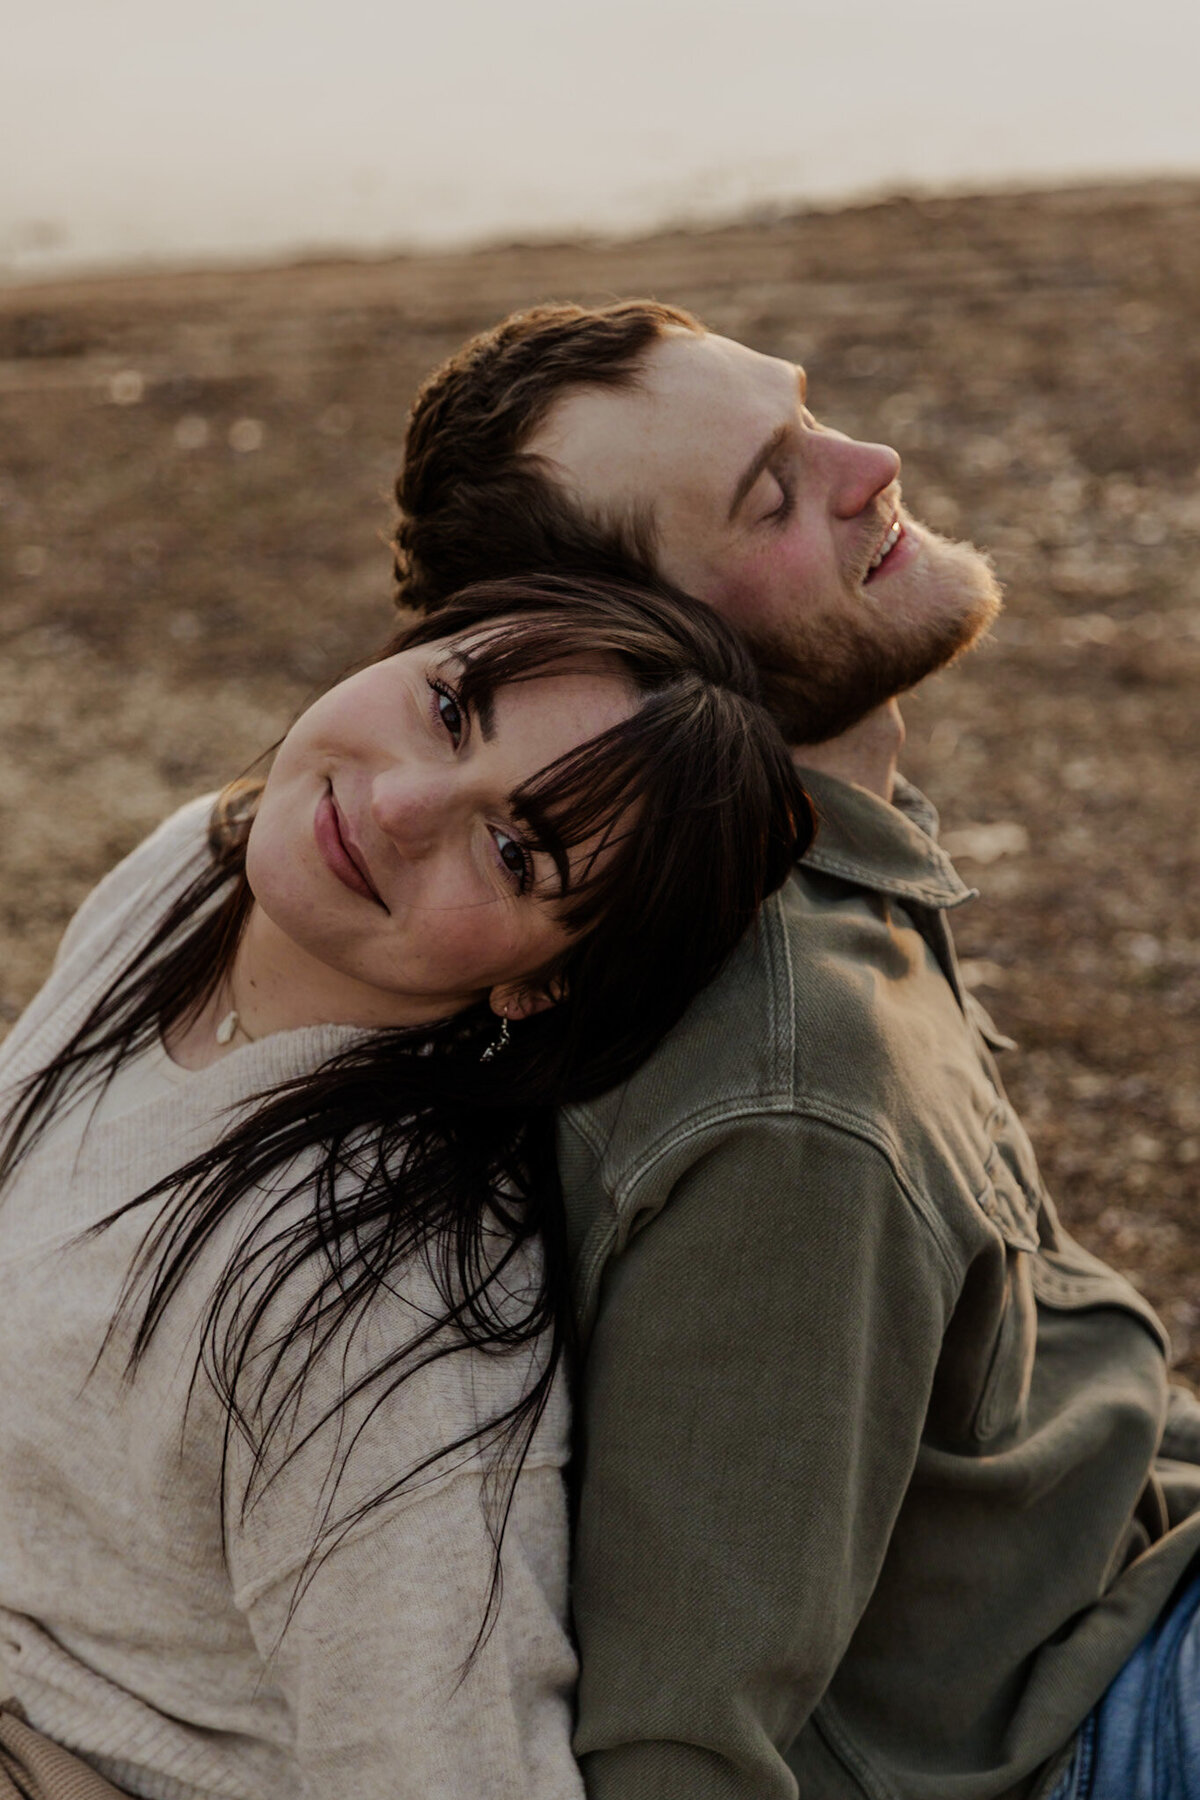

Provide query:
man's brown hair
left=393, top=299, right=702, bottom=614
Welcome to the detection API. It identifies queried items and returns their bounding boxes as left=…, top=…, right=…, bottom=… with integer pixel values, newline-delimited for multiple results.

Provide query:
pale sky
left=3, top=0, right=1199, bottom=277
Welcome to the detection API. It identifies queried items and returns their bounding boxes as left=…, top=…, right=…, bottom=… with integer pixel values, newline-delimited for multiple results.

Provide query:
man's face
left=525, top=329, right=1002, bottom=743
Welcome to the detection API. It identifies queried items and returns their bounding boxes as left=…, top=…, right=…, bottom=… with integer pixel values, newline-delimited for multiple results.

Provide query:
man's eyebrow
left=727, top=421, right=791, bottom=523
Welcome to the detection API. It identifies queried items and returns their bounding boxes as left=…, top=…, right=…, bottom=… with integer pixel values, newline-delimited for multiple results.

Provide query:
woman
left=0, top=573, right=808, bottom=1800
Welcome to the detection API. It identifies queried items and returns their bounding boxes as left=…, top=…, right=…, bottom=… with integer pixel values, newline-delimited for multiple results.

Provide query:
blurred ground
left=2, top=179, right=1199, bottom=1369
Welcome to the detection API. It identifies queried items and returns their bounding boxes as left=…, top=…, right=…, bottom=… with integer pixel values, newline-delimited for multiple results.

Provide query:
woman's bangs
left=415, top=610, right=674, bottom=916
left=444, top=615, right=632, bottom=714
left=512, top=696, right=697, bottom=929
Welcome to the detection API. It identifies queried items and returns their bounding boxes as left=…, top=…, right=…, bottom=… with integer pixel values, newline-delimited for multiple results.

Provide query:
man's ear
left=488, top=977, right=566, bottom=1021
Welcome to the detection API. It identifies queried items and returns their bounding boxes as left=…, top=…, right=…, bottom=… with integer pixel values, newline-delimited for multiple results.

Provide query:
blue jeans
left=1051, top=1572, right=1200, bottom=1799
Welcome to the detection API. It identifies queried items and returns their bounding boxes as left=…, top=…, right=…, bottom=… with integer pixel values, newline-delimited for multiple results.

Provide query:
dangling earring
left=480, top=1011, right=511, bottom=1062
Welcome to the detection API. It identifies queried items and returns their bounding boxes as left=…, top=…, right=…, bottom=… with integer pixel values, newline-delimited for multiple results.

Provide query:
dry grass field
left=2, top=179, right=1199, bottom=1368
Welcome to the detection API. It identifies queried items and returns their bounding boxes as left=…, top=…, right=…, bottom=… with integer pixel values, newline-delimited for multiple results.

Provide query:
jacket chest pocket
left=929, top=1113, right=1043, bottom=1450
left=951, top=1110, right=1168, bottom=1448
left=1031, top=1237, right=1169, bottom=1358
left=970, top=1171, right=1041, bottom=1446
left=969, top=1101, right=1046, bottom=1444
left=971, top=1238, right=1038, bottom=1444
left=977, top=1089, right=1168, bottom=1362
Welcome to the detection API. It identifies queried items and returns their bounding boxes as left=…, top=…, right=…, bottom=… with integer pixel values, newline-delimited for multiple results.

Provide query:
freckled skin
left=235, top=647, right=637, bottom=1037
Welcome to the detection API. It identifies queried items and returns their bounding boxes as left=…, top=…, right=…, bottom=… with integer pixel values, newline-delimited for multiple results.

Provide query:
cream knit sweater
left=0, top=800, right=583, bottom=1800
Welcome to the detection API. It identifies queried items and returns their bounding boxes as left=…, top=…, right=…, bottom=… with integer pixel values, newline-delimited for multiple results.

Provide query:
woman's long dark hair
left=0, top=573, right=811, bottom=1650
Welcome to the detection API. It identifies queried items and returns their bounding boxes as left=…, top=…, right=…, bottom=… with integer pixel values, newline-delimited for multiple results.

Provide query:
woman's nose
left=369, top=767, right=452, bottom=858
left=823, top=431, right=902, bottom=518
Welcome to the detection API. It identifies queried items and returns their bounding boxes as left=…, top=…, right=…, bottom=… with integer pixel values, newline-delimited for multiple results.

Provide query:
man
left=392, top=302, right=1200, bottom=1799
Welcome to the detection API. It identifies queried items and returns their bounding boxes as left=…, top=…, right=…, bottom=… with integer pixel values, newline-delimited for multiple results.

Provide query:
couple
left=1, top=300, right=1198, bottom=1800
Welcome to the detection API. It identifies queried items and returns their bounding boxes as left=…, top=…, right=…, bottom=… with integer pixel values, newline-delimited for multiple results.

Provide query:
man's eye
left=493, top=829, right=532, bottom=892
left=764, top=477, right=794, bottom=524
left=431, top=680, right=465, bottom=745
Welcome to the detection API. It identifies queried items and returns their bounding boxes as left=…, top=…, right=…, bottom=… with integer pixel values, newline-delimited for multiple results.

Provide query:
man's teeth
left=869, top=520, right=902, bottom=571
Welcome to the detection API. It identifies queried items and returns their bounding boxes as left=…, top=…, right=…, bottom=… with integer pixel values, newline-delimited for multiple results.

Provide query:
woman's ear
left=488, top=977, right=566, bottom=1021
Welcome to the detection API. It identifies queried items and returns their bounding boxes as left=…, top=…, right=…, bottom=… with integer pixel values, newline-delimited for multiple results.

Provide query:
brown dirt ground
left=2, top=180, right=1199, bottom=1370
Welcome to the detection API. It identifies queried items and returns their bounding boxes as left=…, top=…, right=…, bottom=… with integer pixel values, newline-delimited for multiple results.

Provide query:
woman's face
left=244, top=639, right=638, bottom=1028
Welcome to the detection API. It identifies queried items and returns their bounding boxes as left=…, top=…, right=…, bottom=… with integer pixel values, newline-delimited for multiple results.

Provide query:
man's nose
left=822, top=430, right=902, bottom=518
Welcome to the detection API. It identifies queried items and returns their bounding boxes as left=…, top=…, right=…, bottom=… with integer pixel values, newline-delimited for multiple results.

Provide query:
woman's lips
left=314, top=788, right=383, bottom=904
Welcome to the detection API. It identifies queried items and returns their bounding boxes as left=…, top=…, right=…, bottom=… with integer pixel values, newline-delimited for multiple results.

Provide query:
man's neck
left=792, top=700, right=905, bottom=802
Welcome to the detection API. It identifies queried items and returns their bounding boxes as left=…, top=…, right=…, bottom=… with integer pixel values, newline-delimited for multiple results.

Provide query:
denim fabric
left=1051, top=1572, right=1200, bottom=1799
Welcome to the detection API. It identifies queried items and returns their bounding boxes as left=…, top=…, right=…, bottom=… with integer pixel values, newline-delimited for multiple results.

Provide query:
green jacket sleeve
left=569, top=1114, right=956, bottom=1800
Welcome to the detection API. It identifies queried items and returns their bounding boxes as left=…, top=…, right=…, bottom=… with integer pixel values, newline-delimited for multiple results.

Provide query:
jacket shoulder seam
left=601, top=1098, right=963, bottom=1282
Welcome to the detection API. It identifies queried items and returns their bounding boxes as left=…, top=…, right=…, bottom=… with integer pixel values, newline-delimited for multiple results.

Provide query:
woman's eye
left=431, top=680, right=464, bottom=745
left=492, top=829, right=531, bottom=892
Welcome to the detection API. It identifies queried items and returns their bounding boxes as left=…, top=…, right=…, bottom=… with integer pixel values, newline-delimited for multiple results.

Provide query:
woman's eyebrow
left=439, top=649, right=497, bottom=738
left=460, top=677, right=497, bottom=741
left=511, top=801, right=570, bottom=897
left=475, top=690, right=497, bottom=741
left=727, top=421, right=790, bottom=523
left=536, top=823, right=570, bottom=897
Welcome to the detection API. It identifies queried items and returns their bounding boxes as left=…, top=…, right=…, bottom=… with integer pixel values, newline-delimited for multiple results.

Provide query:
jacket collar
left=795, top=767, right=977, bottom=912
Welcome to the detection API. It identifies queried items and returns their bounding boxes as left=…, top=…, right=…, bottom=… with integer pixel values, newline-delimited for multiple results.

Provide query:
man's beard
left=746, top=528, right=1004, bottom=746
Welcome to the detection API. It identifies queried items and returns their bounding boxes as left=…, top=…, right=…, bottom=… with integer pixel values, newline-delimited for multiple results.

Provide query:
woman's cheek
left=437, top=908, right=522, bottom=988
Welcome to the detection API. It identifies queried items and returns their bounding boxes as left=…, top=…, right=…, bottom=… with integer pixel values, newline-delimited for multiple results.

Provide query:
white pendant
left=215, top=1009, right=238, bottom=1046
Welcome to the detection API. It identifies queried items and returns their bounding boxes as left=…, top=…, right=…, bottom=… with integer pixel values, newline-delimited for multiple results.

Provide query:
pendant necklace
left=215, top=984, right=258, bottom=1047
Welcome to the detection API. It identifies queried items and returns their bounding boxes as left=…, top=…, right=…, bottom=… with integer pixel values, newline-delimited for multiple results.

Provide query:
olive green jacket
left=558, top=770, right=1200, bottom=1800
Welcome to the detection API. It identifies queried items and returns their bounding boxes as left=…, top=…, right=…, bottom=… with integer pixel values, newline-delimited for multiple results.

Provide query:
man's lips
left=863, top=517, right=917, bottom=585
left=315, top=787, right=385, bottom=905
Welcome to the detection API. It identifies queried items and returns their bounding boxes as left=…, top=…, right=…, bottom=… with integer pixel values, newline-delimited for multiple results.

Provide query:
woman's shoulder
left=0, top=795, right=221, bottom=1112
left=53, top=793, right=218, bottom=972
